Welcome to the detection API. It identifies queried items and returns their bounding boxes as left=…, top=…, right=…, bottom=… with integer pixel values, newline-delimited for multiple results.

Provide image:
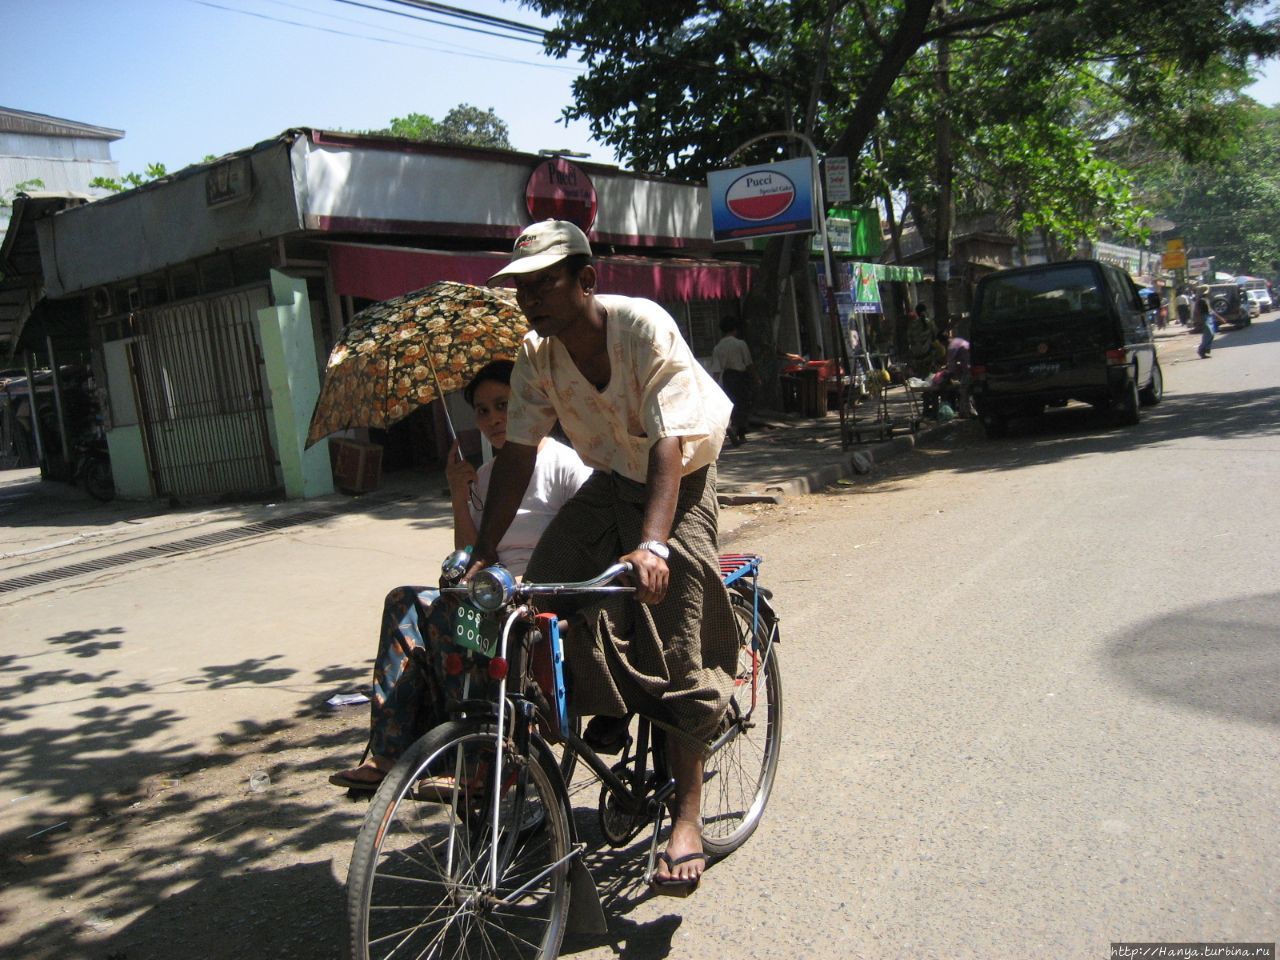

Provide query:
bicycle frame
left=440, top=554, right=779, bottom=899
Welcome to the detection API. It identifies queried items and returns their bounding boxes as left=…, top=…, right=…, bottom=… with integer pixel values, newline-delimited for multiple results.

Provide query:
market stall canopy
left=325, top=242, right=755, bottom=304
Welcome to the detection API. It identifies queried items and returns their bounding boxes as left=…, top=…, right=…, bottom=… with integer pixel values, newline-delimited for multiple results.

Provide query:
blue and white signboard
left=707, top=157, right=816, bottom=242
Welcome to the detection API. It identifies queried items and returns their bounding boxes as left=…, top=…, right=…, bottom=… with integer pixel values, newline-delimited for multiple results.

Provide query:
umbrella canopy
left=306, top=280, right=528, bottom=447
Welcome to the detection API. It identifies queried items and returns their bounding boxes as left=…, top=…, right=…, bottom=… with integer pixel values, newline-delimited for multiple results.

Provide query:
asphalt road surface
left=573, top=317, right=1279, bottom=959
left=2, top=316, right=1277, bottom=959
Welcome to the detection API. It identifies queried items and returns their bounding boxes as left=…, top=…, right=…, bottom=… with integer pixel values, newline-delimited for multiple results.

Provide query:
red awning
left=326, top=242, right=754, bottom=303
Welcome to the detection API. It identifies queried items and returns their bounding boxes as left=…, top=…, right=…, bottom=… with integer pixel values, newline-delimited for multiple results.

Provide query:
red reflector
left=445, top=653, right=464, bottom=676
left=487, top=658, right=509, bottom=681
left=970, top=364, right=986, bottom=379
left=1105, top=349, right=1128, bottom=364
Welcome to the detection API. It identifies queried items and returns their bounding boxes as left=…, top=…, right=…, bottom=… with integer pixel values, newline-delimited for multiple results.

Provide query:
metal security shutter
left=129, top=286, right=279, bottom=499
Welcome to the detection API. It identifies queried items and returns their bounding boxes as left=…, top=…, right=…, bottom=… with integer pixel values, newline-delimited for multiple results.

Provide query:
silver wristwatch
left=636, top=540, right=671, bottom=560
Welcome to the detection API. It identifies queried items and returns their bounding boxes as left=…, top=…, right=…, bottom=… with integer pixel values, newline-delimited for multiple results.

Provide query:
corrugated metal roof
left=0, top=106, right=124, bottom=141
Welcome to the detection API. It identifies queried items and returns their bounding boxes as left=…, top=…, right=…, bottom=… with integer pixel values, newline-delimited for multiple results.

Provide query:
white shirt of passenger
left=469, top=438, right=593, bottom=575
left=506, top=295, right=733, bottom=483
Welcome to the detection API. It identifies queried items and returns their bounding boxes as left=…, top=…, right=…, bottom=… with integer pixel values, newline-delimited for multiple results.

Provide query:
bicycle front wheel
left=346, top=719, right=572, bottom=960
left=701, top=595, right=782, bottom=856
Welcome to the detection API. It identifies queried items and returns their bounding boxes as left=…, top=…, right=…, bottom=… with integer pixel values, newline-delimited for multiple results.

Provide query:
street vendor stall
left=837, top=262, right=925, bottom=447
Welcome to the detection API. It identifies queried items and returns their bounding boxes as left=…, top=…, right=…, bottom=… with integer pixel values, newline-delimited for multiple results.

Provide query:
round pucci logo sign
left=525, top=157, right=598, bottom=231
left=725, top=169, right=796, bottom=222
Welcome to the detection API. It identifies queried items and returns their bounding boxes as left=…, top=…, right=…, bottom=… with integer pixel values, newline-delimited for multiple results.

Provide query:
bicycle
left=344, top=551, right=782, bottom=960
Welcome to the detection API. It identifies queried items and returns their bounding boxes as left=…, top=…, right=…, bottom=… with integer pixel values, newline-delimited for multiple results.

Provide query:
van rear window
left=976, top=265, right=1103, bottom=326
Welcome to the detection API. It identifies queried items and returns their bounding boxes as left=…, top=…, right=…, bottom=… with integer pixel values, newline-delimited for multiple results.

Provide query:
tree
left=1134, top=101, right=1280, bottom=275
left=531, top=0, right=1275, bottom=176
left=527, top=0, right=1277, bottom=370
left=89, top=162, right=168, bottom=193
left=362, top=104, right=512, bottom=149
left=435, top=105, right=512, bottom=149
left=1, top=177, right=44, bottom=207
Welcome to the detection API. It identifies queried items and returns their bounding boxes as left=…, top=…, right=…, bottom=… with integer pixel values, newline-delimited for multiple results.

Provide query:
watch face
left=644, top=541, right=670, bottom=559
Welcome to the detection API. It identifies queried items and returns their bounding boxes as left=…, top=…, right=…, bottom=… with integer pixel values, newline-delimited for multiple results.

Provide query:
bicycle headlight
left=440, top=547, right=472, bottom=585
left=468, top=565, right=516, bottom=612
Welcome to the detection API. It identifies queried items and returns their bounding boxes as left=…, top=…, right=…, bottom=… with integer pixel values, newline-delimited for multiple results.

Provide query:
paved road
left=2, top=316, right=1277, bottom=958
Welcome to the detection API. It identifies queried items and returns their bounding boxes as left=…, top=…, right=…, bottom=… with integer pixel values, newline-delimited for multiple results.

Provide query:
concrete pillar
left=257, top=270, right=333, bottom=499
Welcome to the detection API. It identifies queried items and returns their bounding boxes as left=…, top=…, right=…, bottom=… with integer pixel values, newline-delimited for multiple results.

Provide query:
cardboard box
left=331, top=438, right=383, bottom=493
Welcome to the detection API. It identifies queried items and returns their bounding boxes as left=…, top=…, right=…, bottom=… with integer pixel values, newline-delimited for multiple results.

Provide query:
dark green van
left=969, top=260, right=1163, bottom=437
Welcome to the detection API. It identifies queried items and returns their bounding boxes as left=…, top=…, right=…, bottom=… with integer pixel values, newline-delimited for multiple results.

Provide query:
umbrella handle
left=424, top=348, right=460, bottom=448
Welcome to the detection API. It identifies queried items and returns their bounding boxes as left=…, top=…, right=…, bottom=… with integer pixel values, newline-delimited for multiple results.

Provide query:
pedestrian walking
left=1193, top=287, right=1220, bottom=358
left=712, top=318, right=760, bottom=446
left=1176, top=288, right=1191, bottom=326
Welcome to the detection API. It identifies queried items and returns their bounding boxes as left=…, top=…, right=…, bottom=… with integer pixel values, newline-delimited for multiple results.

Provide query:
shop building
left=32, top=129, right=757, bottom=502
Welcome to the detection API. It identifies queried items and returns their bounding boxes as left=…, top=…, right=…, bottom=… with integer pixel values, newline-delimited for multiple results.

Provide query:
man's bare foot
left=652, top=817, right=707, bottom=894
left=329, top=757, right=392, bottom=790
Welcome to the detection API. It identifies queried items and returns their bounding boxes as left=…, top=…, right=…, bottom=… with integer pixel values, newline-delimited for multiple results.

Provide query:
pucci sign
left=525, top=157, right=598, bottom=231
left=706, top=157, right=815, bottom=242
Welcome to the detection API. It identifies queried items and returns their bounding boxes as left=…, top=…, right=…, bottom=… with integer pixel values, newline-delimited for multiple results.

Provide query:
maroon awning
left=327, top=242, right=754, bottom=303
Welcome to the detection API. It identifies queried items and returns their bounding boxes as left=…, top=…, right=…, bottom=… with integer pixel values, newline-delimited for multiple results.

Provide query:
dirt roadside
left=0, top=495, right=789, bottom=960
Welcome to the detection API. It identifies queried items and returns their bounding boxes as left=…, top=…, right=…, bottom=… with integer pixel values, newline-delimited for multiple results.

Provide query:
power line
left=185, top=0, right=578, bottom=71
left=376, top=0, right=546, bottom=38
left=329, top=0, right=545, bottom=45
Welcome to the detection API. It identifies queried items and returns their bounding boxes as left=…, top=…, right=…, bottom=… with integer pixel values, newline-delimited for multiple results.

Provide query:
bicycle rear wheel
left=346, top=719, right=571, bottom=960
left=701, top=594, right=782, bottom=856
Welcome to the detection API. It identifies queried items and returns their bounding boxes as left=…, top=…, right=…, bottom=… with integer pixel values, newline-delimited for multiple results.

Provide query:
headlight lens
left=469, top=565, right=515, bottom=612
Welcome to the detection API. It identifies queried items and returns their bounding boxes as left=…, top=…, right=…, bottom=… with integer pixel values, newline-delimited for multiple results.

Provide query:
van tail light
left=970, top=364, right=986, bottom=379
left=1105, top=349, right=1129, bottom=365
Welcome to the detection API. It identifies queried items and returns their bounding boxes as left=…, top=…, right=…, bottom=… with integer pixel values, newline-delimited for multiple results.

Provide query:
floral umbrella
left=306, top=280, right=528, bottom=447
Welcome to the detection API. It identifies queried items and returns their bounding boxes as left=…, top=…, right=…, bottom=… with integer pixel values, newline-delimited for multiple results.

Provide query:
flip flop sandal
left=328, top=769, right=385, bottom=792
left=650, top=852, right=708, bottom=898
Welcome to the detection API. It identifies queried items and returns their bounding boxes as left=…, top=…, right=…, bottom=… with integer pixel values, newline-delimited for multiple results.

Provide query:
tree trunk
left=742, top=235, right=809, bottom=410
left=830, top=0, right=939, bottom=162
left=933, top=22, right=954, bottom=331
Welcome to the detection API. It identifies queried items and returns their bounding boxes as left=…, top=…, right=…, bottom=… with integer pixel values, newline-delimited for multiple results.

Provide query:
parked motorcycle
left=74, top=427, right=114, bottom=502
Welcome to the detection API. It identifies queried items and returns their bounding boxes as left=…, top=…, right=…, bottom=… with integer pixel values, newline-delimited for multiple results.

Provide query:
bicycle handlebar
left=520, top=561, right=635, bottom=596
left=439, top=561, right=636, bottom=601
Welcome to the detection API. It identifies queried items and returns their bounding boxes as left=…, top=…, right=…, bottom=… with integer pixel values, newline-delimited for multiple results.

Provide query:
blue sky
left=3, top=0, right=599, bottom=174
left=3, top=0, right=1279, bottom=179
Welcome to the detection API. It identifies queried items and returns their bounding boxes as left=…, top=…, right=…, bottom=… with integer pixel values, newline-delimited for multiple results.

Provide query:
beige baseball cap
left=489, top=220, right=593, bottom=283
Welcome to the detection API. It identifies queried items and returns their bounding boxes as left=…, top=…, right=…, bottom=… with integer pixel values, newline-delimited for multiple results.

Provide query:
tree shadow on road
left=1105, top=591, right=1280, bottom=730
left=0, top=626, right=377, bottom=960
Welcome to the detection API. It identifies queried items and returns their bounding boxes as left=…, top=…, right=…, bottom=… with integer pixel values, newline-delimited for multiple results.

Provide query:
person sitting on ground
left=907, top=303, right=941, bottom=377
left=711, top=317, right=760, bottom=446
left=329, top=359, right=593, bottom=792
left=473, top=219, right=737, bottom=897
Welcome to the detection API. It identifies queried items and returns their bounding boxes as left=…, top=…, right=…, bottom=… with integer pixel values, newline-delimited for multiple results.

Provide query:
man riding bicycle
left=469, top=219, right=737, bottom=896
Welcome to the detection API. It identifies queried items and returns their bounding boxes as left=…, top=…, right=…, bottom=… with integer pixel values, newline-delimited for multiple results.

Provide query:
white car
left=1246, top=288, right=1273, bottom=313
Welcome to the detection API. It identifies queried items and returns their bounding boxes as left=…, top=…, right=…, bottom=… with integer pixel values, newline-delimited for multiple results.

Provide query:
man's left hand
left=622, top=549, right=669, bottom=605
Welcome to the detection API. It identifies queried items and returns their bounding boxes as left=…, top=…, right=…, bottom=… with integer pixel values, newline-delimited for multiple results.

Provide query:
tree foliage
left=1, top=177, right=45, bottom=208
left=89, top=163, right=168, bottom=194
left=525, top=0, right=1277, bottom=240
left=362, top=104, right=512, bottom=149
left=1134, top=101, right=1280, bottom=275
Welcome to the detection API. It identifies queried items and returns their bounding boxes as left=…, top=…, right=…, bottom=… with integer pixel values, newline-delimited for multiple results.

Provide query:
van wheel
left=1114, top=377, right=1141, bottom=426
left=1139, top=361, right=1163, bottom=407
left=980, top=413, right=1008, bottom=438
